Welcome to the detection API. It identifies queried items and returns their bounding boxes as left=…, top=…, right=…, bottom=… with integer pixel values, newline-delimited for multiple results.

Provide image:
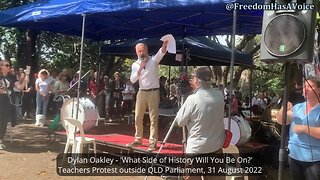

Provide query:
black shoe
left=126, top=141, right=142, bottom=148
left=148, top=143, right=157, bottom=152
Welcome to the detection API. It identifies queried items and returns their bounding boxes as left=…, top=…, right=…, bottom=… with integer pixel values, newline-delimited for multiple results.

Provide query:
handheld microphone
left=141, top=55, right=146, bottom=69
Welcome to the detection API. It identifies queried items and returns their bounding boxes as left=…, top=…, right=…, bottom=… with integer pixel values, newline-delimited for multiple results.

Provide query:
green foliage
left=244, top=34, right=285, bottom=95
left=159, top=65, right=180, bottom=79
left=37, top=32, right=102, bottom=73
left=159, top=65, right=196, bottom=81
left=120, top=58, right=134, bottom=78
left=252, top=59, right=284, bottom=95
left=265, top=77, right=284, bottom=95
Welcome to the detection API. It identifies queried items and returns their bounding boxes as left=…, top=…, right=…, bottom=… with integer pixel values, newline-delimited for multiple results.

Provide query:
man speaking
left=128, top=39, right=169, bottom=152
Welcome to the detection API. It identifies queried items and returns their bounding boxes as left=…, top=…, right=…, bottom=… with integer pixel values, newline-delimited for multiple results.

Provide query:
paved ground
left=0, top=120, right=290, bottom=180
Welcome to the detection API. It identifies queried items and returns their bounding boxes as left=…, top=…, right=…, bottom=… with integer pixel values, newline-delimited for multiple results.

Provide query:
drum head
left=234, top=116, right=252, bottom=145
left=60, top=98, right=98, bottom=131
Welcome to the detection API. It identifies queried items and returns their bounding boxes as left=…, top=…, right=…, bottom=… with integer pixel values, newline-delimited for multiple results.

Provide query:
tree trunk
left=25, top=30, right=39, bottom=74
left=16, top=29, right=26, bottom=68
left=220, top=35, right=257, bottom=86
left=212, top=66, right=222, bottom=85
left=222, top=66, right=230, bottom=84
left=233, top=66, right=248, bottom=87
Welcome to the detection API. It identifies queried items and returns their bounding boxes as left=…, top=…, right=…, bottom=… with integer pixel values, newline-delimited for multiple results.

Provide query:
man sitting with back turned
left=127, top=40, right=168, bottom=152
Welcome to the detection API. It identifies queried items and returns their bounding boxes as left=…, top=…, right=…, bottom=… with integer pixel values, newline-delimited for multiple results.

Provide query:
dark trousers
left=289, top=157, right=320, bottom=180
left=122, top=100, right=133, bottom=116
left=92, top=94, right=105, bottom=118
left=97, top=94, right=105, bottom=118
left=22, top=92, right=34, bottom=117
left=0, top=117, right=7, bottom=140
left=109, top=97, right=122, bottom=118
left=0, top=95, right=10, bottom=140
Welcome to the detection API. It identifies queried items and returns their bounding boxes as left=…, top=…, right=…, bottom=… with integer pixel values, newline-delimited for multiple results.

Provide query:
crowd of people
left=0, top=58, right=284, bottom=135
left=221, top=86, right=282, bottom=121
left=0, top=63, right=191, bottom=126
left=3, top=68, right=141, bottom=123
left=0, top=57, right=283, bottom=150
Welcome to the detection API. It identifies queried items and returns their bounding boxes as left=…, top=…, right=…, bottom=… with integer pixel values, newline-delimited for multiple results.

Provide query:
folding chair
left=223, top=144, right=249, bottom=180
left=64, top=118, right=96, bottom=154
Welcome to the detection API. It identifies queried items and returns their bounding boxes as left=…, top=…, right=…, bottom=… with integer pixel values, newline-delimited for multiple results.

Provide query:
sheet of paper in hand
left=160, top=34, right=176, bottom=54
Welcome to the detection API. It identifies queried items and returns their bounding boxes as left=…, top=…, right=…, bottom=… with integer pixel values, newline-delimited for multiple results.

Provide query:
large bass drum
left=224, top=116, right=252, bottom=145
left=60, top=98, right=98, bottom=132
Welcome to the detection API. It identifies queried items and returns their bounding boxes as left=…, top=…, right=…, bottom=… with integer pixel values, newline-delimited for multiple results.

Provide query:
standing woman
left=35, top=69, right=52, bottom=126
left=88, top=71, right=105, bottom=118
left=109, top=72, right=124, bottom=119
left=277, top=76, right=320, bottom=180
left=0, top=60, right=29, bottom=149
left=53, top=72, right=69, bottom=115
left=12, top=71, right=30, bottom=120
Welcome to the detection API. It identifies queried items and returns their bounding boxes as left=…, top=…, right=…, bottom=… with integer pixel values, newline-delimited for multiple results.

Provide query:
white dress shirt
left=130, top=48, right=165, bottom=90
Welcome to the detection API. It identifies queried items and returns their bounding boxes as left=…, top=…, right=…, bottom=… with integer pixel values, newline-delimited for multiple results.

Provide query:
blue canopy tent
left=101, top=36, right=252, bottom=66
left=0, top=0, right=263, bottom=40
left=0, top=0, right=263, bottom=129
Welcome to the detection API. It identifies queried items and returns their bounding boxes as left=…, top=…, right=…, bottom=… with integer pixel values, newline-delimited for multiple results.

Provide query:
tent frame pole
left=278, top=62, right=290, bottom=180
left=75, top=14, right=86, bottom=119
left=227, top=8, right=237, bottom=131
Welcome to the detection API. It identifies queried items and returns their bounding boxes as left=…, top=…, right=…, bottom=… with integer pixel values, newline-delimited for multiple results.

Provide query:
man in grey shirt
left=175, top=67, right=225, bottom=179
left=175, top=67, right=225, bottom=154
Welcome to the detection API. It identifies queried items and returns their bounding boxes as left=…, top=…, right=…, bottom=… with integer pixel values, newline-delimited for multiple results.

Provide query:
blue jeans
left=36, top=93, right=49, bottom=117
left=13, top=92, right=22, bottom=117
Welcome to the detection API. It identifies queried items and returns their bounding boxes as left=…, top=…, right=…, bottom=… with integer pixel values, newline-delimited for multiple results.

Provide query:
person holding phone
left=0, top=60, right=29, bottom=150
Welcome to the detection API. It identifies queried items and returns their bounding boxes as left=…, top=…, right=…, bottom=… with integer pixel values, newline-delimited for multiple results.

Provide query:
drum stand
left=144, top=95, right=188, bottom=180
